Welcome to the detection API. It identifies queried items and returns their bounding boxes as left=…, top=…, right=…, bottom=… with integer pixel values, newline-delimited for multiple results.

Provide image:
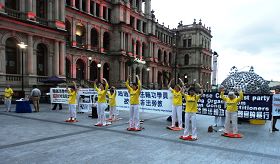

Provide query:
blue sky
left=151, top=0, right=280, bottom=83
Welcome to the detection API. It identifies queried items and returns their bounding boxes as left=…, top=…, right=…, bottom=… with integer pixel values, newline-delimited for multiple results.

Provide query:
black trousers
left=52, top=103, right=62, bottom=110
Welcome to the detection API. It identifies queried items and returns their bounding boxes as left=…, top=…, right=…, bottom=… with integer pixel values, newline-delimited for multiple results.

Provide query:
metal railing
left=4, top=7, right=25, bottom=19
left=36, top=16, right=50, bottom=26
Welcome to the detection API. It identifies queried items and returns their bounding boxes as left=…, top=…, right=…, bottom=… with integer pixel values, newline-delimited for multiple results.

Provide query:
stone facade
left=0, top=0, right=213, bottom=96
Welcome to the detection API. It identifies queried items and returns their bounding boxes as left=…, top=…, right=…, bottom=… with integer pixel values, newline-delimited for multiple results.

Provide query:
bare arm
left=168, top=78, right=174, bottom=89
left=102, top=78, right=109, bottom=91
left=136, top=75, right=141, bottom=90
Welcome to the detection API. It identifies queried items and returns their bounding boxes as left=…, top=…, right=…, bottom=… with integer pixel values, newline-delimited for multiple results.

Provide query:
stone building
left=0, top=0, right=213, bottom=96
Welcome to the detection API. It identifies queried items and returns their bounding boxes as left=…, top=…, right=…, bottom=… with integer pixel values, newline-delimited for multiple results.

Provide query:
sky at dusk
left=151, top=0, right=280, bottom=83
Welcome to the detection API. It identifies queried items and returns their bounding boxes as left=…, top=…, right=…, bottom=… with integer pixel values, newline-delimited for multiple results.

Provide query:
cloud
left=151, top=0, right=280, bottom=83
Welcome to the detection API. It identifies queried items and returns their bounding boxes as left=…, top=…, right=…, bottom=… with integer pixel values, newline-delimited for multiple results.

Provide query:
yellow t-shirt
left=220, top=91, right=243, bottom=112
left=4, top=88, right=13, bottom=99
left=125, top=80, right=141, bottom=105
left=108, top=92, right=116, bottom=107
left=170, top=88, right=182, bottom=106
left=68, top=89, right=77, bottom=104
left=184, top=94, right=200, bottom=113
left=94, top=83, right=109, bottom=103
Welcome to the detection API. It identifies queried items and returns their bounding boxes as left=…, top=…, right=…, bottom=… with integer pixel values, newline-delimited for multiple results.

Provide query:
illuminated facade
left=0, top=0, right=213, bottom=95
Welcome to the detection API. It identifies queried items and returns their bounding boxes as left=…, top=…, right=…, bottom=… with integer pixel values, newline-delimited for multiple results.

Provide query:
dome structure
left=221, top=69, right=270, bottom=94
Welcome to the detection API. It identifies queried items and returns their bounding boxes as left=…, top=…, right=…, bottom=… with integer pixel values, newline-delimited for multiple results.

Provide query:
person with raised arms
left=93, top=78, right=109, bottom=126
left=220, top=86, right=244, bottom=138
left=125, top=74, right=142, bottom=131
left=108, top=86, right=117, bottom=121
left=179, top=78, right=203, bottom=141
left=167, top=78, right=184, bottom=131
left=65, top=81, right=78, bottom=122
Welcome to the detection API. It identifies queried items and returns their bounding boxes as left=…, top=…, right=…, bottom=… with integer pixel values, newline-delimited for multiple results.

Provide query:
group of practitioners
left=65, top=74, right=142, bottom=131
left=168, top=78, right=244, bottom=140
left=64, top=74, right=246, bottom=140
left=3, top=75, right=279, bottom=140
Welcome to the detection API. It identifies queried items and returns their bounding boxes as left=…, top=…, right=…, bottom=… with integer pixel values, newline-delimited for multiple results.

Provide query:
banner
left=272, top=94, right=280, bottom=116
left=50, top=88, right=273, bottom=119
left=116, top=89, right=172, bottom=114
left=195, top=92, right=272, bottom=120
left=50, top=88, right=97, bottom=112
left=77, top=88, right=98, bottom=112
left=50, top=88, right=68, bottom=104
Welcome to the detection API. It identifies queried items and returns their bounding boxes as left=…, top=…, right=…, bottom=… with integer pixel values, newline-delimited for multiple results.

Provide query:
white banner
left=272, top=94, right=280, bottom=116
left=115, top=89, right=172, bottom=114
left=50, top=88, right=98, bottom=112
left=77, top=88, right=98, bottom=112
left=50, top=88, right=68, bottom=104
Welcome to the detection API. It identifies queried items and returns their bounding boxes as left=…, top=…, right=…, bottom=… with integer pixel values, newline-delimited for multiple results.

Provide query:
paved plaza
left=0, top=104, right=280, bottom=164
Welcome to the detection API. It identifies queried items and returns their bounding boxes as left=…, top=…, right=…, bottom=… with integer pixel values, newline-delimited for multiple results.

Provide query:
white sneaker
left=218, top=128, right=225, bottom=132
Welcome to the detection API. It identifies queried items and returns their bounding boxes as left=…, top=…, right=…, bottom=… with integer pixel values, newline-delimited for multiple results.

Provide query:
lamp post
left=174, top=31, right=178, bottom=84
left=97, top=63, right=101, bottom=82
left=88, top=57, right=92, bottom=81
left=146, top=67, right=150, bottom=89
left=17, top=42, right=27, bottom=97
left=184, top=75, right=188, bottom=83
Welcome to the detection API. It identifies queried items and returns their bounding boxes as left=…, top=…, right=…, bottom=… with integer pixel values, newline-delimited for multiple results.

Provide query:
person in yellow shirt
left=93, top=78, right=109, bottom=126
left=65, top=81, right=78, bottom=122
left=168, top=78, right=184, bottom=130
left=108, top=87, right=117, bottom=121
left=180, top=79, right=203, bottom=141
left=4, top=85, right=13, bottom=112
left=125, top=75, right=142, bottom=131
left=220, top=86, right=244, bottom=138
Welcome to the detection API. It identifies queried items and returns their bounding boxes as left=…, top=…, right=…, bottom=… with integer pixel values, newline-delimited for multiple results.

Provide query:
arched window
left=65, top=20, right=71, bottom=44
left=142, top=42, right=146, bottom=57
left=66, top=0, right=71, bottom=6
left=184, top=54, right=189, bottom=65
left=36, top=0, right=48, bottom=19
left=89, top=61, right=97, bottom=81
left=164, top=51, right=167, bottom=63
left=76, top=59, right=85, bottom=80
left=76, top=23, right=86, bottom=48
left=36, top=43, right=48, bottom=76
left=158, top=49, right=162, bottom=62
left=169, top=52, right=172, bottom=64
left=5, top=0, right=19, bottom=10
left=103, top=63, right=110, bottom=81
left=158, top=71, right=163, bottom=89
left=136, top=41, right=140, bottom=56
left=91, top=28, right=98, bottom=48
left=75, top=0, right=80, bottom=9
left=103, top=32, right=110, bottom=51
left=66, top=58, right=71, bottom=78
left=5, top=38, right=19, bottom=74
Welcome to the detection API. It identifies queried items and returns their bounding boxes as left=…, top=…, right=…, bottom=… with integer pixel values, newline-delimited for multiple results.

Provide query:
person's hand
left=136, top=75, right=139, bottom=79
left=219, top=86, right=225, bottom=92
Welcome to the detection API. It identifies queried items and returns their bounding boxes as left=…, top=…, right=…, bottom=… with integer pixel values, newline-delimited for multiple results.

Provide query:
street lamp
left=17, top=42, right=27, bottom=97
left=88, top=57, right=92, bottom=81
left=97, top=63, right=101, bottom=82
left=173, top=31, right=178, bottom=84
